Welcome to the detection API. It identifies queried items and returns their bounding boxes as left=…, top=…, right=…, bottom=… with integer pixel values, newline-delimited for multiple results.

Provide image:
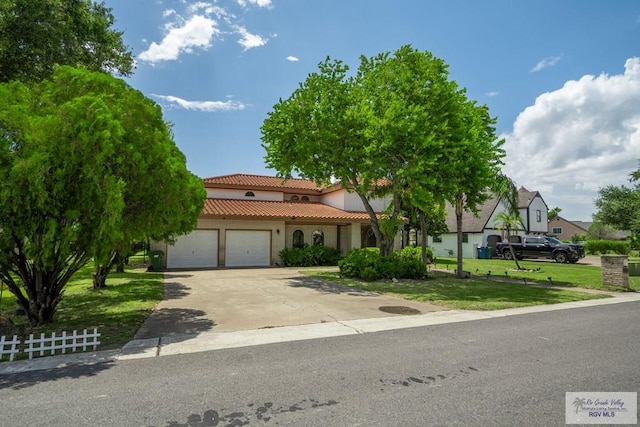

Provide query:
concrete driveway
left=134, top=268, right=447, bottom=339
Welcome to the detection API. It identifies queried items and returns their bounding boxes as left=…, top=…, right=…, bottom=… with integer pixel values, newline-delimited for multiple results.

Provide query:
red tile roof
left=202, top=198, right=373, bottom=222
left=203, top=174, right=328, bottom=192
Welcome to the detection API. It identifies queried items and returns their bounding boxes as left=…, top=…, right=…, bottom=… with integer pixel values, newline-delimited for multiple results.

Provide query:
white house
left=428, top=187, right=549, bottom=259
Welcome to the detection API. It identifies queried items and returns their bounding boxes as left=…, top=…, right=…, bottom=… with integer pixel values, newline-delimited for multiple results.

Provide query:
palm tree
left=493, top=174, right=526, bottom=271
left=493, top=211, right=525, bottom=270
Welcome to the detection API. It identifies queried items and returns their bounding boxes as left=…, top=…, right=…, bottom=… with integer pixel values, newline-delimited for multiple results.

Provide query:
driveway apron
left=134, top=268, right=447, bottom=339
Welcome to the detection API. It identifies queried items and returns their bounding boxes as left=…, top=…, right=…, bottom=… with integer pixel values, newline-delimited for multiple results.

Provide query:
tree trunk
left=455, top=194, right=465, bottom=278
left=419, top=211, right=430, bottom=264
left=93, top=265, right=110, bottom=290
left=115, top=253, right=126, bottom=273
left=380, top=238, right=395, bottom=258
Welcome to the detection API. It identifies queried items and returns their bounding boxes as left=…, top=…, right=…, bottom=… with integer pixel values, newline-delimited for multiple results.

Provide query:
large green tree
left=0, top=0, right=134, bottom=84
left=0, top=67, right=204, bottom=324
left=262, top=45, right=503, bottom=257
left=594, top=164, right=640, bottom=236
left=439, top=94, right=504, bottom=277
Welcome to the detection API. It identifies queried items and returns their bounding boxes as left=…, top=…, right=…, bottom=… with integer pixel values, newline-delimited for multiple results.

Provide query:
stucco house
left=429, top=187, right=549, bottom=259
left=152, top=174, right=401, bottom=269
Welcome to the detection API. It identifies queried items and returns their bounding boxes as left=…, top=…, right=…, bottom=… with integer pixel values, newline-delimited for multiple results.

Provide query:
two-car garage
left=166, top=229, right=271, bottom=269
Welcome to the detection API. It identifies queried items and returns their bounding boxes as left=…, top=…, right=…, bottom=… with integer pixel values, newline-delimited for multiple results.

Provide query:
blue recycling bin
left=477, top=247, right=488, bottom=259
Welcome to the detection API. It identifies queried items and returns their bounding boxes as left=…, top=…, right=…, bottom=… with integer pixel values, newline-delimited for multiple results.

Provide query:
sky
left=104, top=0, right=640, bottom=222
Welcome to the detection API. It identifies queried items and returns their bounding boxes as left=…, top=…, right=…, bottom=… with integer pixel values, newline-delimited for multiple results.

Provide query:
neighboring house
left=549, top=217, right=631, bottom=241
left=429, top=187, right=549, bottom=259
left=548, top=217, right=589, bottom=241
left=151, top=174, right=401, bottom=269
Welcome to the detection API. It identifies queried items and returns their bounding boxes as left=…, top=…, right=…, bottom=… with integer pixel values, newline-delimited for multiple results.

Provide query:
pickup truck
left=495, top=236, right=585, bottom=263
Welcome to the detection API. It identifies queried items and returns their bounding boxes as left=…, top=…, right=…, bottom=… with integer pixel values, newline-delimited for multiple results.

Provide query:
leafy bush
left=583, top=240, right=631, bottom=255
left=338, top=248, right=427, bottom=280
left=279, top=245, right=342, bottom=267
left=400, top=245, right=433, bottom=262
left=360, top=266, right=381, bottom=282
left=338, top=248, right=380, bottom=277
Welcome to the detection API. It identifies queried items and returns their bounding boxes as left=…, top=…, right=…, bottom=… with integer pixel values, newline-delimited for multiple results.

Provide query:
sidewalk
left=2, top=290, right=639, bottom=375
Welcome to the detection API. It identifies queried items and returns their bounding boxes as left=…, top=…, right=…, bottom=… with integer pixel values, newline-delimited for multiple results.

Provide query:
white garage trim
left=225, top=230, right=271, bottom=267
left=167, top=230, right=218, bottom=269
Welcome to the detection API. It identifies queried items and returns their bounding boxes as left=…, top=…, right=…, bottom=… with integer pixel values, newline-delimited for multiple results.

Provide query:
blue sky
left=104, top=0, right=640, bottom=222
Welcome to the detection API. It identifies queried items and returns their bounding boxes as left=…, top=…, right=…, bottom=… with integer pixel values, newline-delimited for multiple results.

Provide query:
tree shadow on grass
left=133, top=308, right=216, bottom=340
left=287, top=275, right=380, bottom=297
left=0, top=359, right=115, bottom=390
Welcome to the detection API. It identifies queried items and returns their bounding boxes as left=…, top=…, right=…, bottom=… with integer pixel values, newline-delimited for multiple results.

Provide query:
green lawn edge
left=0, top=264, right=163, bottom=356
left=304, top=267, right=613, bottom=311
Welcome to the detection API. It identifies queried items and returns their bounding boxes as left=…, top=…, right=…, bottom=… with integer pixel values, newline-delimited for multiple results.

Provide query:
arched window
left=245, top=191, right=255, bottom=197
left=290, top=195, right=299, bottom=201
left=312, top=229, right=324, bottom=246
left=293, top=230, right=304, bottom=248
left=301, top=196, right=309, bottom=201
left=362, top=226, right=377, bottom=247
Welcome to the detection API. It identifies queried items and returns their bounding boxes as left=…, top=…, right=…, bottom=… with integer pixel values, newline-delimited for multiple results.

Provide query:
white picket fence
left=0, top=328, right=100, bottom=362
left=0, top=335, right=20, bottom=362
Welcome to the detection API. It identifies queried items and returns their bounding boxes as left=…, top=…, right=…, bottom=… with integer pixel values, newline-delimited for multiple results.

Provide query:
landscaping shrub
left=338, top=248, right=380, bottom=277
left=338, top=248, right=427, bottom=280
left=279, top=245, right=342, bottom=267
left=400, top=245, right=434, bottom=262
left=584, top=240, right=631, bottom=255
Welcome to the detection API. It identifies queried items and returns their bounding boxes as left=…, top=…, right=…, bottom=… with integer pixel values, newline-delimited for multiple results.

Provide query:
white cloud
left=139, top=15, right=217, bottom=63
left=153, top=94, right=247, bottom=112
left=530, top=55, right=562, bottom=72
left=501, top=57, right=640, bottom=221
left=236, top=26, right=267, bottom=51
left=485, top=91, right=499, bottom=97
left=237, top=0, right=273, bottom=8
left=286, top=55, right=299, bottom=62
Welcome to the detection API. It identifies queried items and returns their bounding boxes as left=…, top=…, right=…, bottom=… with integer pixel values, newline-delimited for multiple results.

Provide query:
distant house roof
left=203, top=174, right=325, bottom=193
left=568, top=219, right=591, bottom=232
left=443, top=196, right=500, bottom=233
left=517, top=187, right=546, bottom=209
left=201, top=198, right=372, bottom=223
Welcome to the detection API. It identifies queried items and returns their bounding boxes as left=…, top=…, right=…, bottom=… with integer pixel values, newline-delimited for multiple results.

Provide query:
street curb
left=2, top=292, right=640, bottom=374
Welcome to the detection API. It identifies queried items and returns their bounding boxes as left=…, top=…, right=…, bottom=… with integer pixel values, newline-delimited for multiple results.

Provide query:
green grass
left=0, top=264, right=163, bottom=352
left=306, top=269, right=610, bottom=310
left=433, top=257, right=640, bottom=291
left=307, top=269, right=611, bottom=310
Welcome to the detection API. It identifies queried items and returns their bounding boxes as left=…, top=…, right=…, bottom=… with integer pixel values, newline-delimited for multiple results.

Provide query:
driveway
left=134, top=268, right=447, bottom=339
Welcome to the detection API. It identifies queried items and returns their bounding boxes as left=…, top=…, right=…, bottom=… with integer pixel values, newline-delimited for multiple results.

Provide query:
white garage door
left=225, top=230, right=271, bottom=267
left=167, top=230, right=218, bottom=269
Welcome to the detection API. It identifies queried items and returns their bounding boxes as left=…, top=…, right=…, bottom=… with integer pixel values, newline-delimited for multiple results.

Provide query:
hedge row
left=338, top=247, right=427, bottom=281
left=583, top=240, right=631, bottom=255
left=279, top=245, right=342, bottom=267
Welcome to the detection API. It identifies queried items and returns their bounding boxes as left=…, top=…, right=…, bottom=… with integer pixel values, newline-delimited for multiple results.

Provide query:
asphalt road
left=1, top=301, right=639, bottom=426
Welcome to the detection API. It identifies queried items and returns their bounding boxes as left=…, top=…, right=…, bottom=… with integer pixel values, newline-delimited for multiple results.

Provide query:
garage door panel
left=167, top=230, right=218, bottom=269
left=225, top=230, right=270, bottom=267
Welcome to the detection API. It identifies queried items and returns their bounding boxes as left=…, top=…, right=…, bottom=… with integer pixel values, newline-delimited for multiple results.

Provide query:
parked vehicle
left=495, top=236, right=585, bottom=263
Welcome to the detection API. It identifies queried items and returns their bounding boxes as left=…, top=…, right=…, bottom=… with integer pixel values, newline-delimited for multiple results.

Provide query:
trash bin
left=477, top=247, right=488, bottom=259
left=629, top=263, right=640, bottom=277
left=487, top=247, right=495, bottom=259
left=149, top=250, right=164, bottom=271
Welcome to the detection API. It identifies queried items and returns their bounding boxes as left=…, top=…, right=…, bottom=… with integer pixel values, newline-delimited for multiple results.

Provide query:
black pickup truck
left=495, top=236, right=585, bottom=263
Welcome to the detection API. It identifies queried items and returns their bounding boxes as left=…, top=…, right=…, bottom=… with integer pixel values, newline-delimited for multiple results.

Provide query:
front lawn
left=0, top=264, right=163, bottom=351
left=434, top=257, right=640, bottom=291
left=306, top=269, right=610, bottom=311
